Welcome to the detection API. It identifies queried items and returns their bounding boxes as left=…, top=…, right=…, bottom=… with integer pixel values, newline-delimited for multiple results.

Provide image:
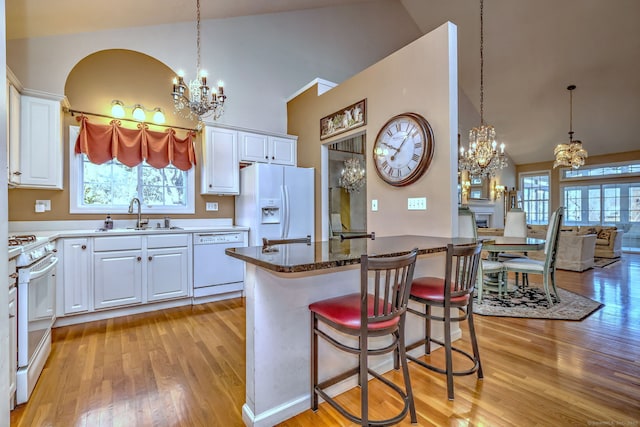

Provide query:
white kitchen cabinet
left=19, top=95, right=63, bottom=189
left=93, top=234, right=144, bottom=310
left=147, top=247, right=190, bottom=301
left=146, top=233, right=191, bottom=302
left=7, top=82, right=21, bottom=186
left=92, top=234, right=191, bottom=310
left=238, top=131, right=297, bottom=166
left=201, top=126, right=239, bottom=195
left=61, top=238, right=91, bottom=315
left=94, top=249, right=143, bottom=310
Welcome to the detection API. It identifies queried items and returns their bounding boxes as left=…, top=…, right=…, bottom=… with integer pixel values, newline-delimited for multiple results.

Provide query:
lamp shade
left=152, top=108, right=166, bottom=124
left=132, top=105, right=146, bottom=122
left=111, top=100, right=125, bottom=118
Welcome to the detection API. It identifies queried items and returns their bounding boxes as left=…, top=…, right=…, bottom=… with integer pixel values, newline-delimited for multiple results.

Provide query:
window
left=562, top=183, right=638, bottom=226
left=520, top=172, right=550, bottom=224
left=69, top=126, right=195, bottom=214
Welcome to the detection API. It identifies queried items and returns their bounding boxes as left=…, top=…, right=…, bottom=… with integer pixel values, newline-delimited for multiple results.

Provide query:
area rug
left=593, top=257, right=621, bottom=268
left=473, top=286, right=603, bottom=320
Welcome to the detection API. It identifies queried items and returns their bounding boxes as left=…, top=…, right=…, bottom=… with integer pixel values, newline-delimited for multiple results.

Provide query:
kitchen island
left=226, top=235, right=476, bottom=427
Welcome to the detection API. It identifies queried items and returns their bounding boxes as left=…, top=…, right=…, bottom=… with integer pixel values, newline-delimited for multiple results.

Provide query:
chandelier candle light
left=553, top=85, right=588, bottom=169
left=172, top=0, right=227, bottom=123
left=458, top=0, right=507, bottom=178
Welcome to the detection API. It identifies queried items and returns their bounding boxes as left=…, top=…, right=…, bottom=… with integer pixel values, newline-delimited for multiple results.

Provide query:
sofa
left=527, top=225, right=623, bottom=259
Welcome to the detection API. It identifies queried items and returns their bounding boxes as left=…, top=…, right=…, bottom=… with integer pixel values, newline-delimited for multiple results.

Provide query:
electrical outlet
left=371, top=199, right=378, bottom=211
left=407, top=197, right=427, bottom=210
left=206, top=202, right=219, bottom=211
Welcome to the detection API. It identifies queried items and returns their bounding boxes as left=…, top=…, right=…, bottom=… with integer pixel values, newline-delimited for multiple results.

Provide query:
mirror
left=327, top=134, right=367, bottom=239
left=459, top=173, right=490, bottom=200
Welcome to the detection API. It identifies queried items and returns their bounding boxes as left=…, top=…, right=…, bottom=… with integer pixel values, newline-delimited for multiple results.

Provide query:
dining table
left=481, top=235, right=546, bottom=259
left=479, top=236, right=546, bottom=293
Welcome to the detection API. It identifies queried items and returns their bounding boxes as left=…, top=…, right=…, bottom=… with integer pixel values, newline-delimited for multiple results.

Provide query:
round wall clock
left=372, top=112, right=434, bottom=186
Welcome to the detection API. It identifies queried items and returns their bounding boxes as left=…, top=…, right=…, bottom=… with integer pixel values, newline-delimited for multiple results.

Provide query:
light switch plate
left=407, top=197, right=427, bottom=210
left=35, top=200, right=51, bottom=211
left=371, top=199, right=378, bottom=211
left=206, top=202, right=219, bottom=211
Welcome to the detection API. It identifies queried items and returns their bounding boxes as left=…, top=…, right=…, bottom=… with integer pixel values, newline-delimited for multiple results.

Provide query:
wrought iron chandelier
left=458, top=0, right=507, bottom=178
left=553, top=85, right=588, bottom=169
left=171, top=0, right=226, bottom=123
left=339, top=158, right=366, bottom=193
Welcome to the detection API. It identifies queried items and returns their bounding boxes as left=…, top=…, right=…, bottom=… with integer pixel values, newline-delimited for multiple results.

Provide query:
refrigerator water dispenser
left=261, top=199, right=281, bottom=224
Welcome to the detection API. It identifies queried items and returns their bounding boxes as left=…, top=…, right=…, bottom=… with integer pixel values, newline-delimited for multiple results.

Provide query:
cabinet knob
left=9, top=273, right=18, bottom=279
left=209, top=184, right=212, bottom=188
left=12, top=171, right=22, bottom=176
left=137, top=256, right=142, bottom=262
left=81, top=245, right=87, bottom=250
left=52, top=248, right=58, bottom=253
left=265, top=156, right=268, bottom=159
left=148, top=256, right=153, bottom=261
left=272, top=156, right=275, bottom=160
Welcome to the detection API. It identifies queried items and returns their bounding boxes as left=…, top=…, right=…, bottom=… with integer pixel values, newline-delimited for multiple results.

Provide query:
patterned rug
left=473, top=286, right=603, bottom=320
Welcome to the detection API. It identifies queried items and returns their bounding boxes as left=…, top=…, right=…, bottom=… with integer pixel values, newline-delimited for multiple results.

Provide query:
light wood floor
left=11, top=254, right=640, bottom=426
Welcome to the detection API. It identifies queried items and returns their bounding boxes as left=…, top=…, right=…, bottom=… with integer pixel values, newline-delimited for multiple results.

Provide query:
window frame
left=69, top=125, right=195, bottom=214
left=519, top=170, right=551, bottom=225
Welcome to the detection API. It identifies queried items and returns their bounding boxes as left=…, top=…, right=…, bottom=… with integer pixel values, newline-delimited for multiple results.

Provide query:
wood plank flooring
left=11, top=254, right=640, bottom=426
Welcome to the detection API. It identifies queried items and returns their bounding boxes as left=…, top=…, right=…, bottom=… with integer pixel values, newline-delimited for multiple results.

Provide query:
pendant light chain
left=480, top=0, right=484, bottom=125
left=196, top=0, right=201, bottom=78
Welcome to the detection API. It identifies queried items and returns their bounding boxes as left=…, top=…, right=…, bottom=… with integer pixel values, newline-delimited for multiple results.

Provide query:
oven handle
left=29, top=256, right=59, bottom=281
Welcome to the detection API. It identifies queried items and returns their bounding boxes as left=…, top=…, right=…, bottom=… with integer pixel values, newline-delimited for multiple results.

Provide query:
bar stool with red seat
left=309, top=248, right=419, bottom=426
left=405, top=243, right=483, bottom=400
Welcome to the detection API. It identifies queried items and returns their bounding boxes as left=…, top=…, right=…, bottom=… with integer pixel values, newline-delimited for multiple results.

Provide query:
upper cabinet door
left=19, top=95, right=63, bottom=189
left=238, top=131, right=269, bottom=163
left=7, top=83, right=21, bottom=185
left=269, top=136, right=296, bottom=166
left=238, top=131, right=297, bottom=166
left=201, top=126, right=239, bottom=195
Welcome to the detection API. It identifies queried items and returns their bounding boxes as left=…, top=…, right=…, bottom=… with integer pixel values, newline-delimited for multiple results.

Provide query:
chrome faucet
left=128, top=197, right=143, bottom=229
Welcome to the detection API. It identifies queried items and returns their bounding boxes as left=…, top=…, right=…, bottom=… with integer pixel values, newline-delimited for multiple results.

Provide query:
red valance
left=74, top=115, right=197, bottom=171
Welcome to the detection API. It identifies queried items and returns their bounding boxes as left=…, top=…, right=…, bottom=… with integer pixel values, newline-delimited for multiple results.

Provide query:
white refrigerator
left=235, top=163, right=315, bottom=246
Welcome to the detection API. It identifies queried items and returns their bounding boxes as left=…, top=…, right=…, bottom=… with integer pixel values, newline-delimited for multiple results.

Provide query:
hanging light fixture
left=171, top=0, right=227, bottom=124
left=339, top=158, right=366, bottom=193
left=458, top=0, right=507, bottom=178
left=553, top=85, right=588, bottom=169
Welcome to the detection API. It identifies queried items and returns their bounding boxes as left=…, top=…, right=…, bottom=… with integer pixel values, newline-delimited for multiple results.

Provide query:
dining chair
left=498, top=209, right=529, bottom=286
left=310, top=248, right=419, bottom=425
left=501, top=207, right=564, bottom=305
left=405, top=242, right=484, bottom=400
left=458, top=207, right=506, bottom=301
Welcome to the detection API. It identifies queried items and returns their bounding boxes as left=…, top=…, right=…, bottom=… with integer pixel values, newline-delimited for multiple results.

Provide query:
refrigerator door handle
left=282, top=185, right=291, bottom=238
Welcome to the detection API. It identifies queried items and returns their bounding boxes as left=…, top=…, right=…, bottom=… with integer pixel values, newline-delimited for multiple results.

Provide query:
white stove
left=9, top=234, right=58, bottom=405
left=9, top=235, right=55, bottom=267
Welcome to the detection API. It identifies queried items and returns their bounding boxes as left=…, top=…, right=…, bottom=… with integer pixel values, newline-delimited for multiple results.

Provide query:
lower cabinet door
left=94, top=250, right=143, bottom=309
left=147, top=247, right=190, bottom=302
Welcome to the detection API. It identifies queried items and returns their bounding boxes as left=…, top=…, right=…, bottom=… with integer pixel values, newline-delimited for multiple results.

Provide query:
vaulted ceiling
left=6, top=0, right=640, bottom=165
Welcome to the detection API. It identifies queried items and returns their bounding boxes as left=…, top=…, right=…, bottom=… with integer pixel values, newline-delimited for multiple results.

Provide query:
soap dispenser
left=104, top=214, right=114, bottom=230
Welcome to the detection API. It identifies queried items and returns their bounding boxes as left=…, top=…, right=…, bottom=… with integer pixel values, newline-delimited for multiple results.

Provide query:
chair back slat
left=545, top=207, right=565, bottom=269
left=361, top=249, right=419, bottom=325
left=444, top=243, right=483, bottom=300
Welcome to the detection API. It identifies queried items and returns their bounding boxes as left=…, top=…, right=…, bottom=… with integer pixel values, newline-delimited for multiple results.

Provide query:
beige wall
left=8, top=49, right=233, bottom=222
left=288, top=23, right=459, bottom=239
left=516, top=149, right=640, bottom=214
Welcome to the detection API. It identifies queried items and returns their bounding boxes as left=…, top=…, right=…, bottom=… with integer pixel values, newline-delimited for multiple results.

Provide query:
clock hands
left=390, top=133, right=410, bottom=161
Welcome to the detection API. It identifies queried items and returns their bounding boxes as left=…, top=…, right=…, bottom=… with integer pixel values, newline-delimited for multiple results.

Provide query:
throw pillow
left=598, top=229, right=611, bottom=240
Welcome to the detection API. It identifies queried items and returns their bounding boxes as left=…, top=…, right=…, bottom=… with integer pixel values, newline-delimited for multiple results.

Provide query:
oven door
left=17, top=253, right=58, bottom=368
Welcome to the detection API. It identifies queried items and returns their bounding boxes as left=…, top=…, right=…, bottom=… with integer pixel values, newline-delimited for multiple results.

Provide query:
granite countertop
left=225, top=235, right=478, bottom=273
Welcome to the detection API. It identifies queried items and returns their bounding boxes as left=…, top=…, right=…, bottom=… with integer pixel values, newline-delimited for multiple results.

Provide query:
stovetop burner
left=8, top=235, right=37, bottom=246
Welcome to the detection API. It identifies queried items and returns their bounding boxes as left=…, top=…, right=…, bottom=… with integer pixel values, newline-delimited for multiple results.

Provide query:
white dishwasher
left=193, top=232, right=247, bottom=301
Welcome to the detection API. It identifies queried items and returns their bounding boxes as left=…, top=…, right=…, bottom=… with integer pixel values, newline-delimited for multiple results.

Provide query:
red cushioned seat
left=309, top=293, right=399, bottom=330
left=410, top=276, right=470, bottom=304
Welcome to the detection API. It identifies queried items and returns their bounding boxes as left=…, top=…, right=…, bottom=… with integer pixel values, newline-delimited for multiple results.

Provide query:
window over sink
left=69, top=126, right=195, bottom=214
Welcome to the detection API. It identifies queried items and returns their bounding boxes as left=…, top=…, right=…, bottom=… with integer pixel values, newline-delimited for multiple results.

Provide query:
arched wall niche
left=64, top=49, right=196, bottom=130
